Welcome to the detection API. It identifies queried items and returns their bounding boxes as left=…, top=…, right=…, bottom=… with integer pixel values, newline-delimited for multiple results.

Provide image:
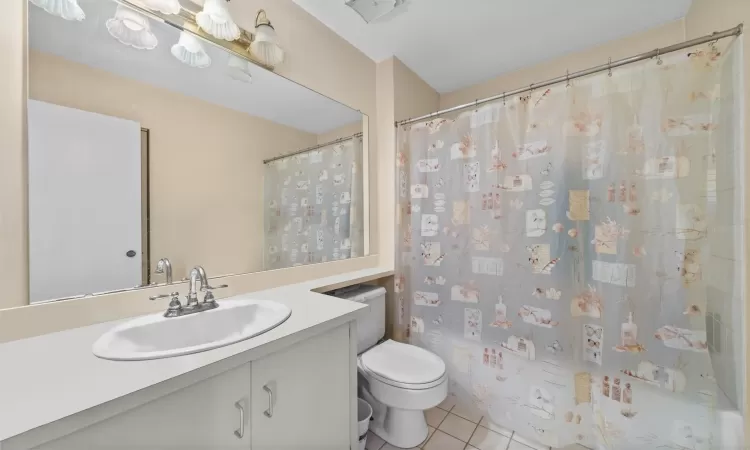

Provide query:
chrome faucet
left=186, top=266, right=208, bottom=309
left=186, top=266, right=228, bottom=311
left=155, top=258, right=173, bottom=284
left=149, top=266, right=227, bottom=318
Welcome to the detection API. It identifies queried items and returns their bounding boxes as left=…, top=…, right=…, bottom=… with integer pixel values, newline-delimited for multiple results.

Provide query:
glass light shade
left=227, top=55, right=253, bottom=83
left=195, top=0, right=240, bottom=41
left=29, top=0, right=85, bottom=21
left=250, top=24, right=284, bottom=67
left=106, top=5, right=158, bottom=50
left=171, top=32, right=211, bottom=68
left=133, top=0, right=181, bottom=15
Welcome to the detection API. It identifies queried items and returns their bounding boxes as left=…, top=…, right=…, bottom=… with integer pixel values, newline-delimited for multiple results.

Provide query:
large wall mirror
left=25, top=0, right=368, bottom=304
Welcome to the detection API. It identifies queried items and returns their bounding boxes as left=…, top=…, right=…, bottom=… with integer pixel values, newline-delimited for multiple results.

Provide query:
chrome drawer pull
left=263, top=384, right=274, bottom=418
left=234, top=401, right=245, bottom=438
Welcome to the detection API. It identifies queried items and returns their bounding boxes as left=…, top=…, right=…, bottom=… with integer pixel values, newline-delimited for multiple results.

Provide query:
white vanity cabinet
left=33, top=363, right=254, bottom=450
left=23, top=325, right=353, bottom=450
left=250, top=324, right=351, bottom=450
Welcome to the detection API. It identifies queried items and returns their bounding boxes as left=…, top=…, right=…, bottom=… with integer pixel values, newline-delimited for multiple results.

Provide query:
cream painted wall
left=685, top=0, right=749, bottom=430
left=0, top=0, right=28, bottom=309
left=394, top=58, right=441, bottom=123
left=29, top=50, right=318, bottom=283
left=440, top=20, right=686, bottom=109
left=0, top=0, right=383, bottom=342
left=376, top=57, right=396, bottom=273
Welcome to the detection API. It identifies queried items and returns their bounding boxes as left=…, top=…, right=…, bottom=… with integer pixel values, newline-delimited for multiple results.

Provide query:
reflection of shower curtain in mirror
left=396, top=40, right=742, bottom=449
left=264, top=136, right=363, bottom=270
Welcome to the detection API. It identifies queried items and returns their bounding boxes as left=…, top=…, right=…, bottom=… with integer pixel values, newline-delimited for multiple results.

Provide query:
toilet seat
left=359, top=340, right=446, bottom=390
left=358, top=340, right=448, bottom=449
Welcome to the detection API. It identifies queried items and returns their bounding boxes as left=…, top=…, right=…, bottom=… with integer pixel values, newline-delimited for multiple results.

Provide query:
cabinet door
left=251, top=325, right=352, bottom=450
left=35, top=363, right=252, bottom=450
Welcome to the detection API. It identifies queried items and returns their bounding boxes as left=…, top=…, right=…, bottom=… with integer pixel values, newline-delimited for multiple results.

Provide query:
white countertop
left=0, top=267, right=392, bottom=443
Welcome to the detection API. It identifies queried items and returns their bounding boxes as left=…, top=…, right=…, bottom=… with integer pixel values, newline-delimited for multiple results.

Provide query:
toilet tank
left=331, top=285, right=386, bottom=353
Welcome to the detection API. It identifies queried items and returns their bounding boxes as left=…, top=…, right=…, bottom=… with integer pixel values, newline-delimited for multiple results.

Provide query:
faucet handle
left=202, top=284, right=227, bottom=309
left=165, top=292, right=183, bottom=317
left=150, top=292, right=183, bottom=317
left=202, top=284, right=228, bottom=291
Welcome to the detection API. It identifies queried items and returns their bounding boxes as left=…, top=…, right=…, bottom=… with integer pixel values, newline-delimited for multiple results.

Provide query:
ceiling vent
left=345, top=0, right=408, bottom=23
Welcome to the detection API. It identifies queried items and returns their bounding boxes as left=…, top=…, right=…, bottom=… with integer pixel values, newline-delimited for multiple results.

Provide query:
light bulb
left=106, top=5, right=158, bottom=50
left=196, top=0, right=240, bottom=41
left=171, top=32, right=211, bottom=68
left=29, top=0, right=85, bottom=21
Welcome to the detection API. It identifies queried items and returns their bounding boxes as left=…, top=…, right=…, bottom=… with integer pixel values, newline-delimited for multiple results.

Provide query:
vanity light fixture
left=227, top=55, right=253, bottom=83
left=107, top=5, right=158, bottom=50
left=29, top=0, right=85, bottom=21
left=133, top=0, right=181, bottom=15
left=250, top=9, right=284, bottom=67
left=171, top=31, right=211, bottom=68
left=196, top=0, right=240, bottom=41
left=118, top=0, right=284, bottom=70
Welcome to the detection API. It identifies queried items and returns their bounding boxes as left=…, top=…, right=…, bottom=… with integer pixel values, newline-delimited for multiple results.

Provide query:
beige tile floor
left=364, top=395, right=591, bottom=450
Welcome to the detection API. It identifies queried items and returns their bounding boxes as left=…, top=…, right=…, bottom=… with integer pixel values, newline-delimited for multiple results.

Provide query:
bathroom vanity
left=0, top=269, right=391, bottom=450
left=31, top=326, right=350, bottom=450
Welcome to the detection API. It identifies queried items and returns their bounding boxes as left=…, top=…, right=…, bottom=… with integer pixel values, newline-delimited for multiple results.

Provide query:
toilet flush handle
left=263, top=384, right=274, bottom=418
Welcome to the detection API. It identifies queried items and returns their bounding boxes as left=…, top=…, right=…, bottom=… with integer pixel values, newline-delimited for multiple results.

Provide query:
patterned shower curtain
left=396, top=39, right=741, bottom=449
left=264, top=135, right=364, bottom=269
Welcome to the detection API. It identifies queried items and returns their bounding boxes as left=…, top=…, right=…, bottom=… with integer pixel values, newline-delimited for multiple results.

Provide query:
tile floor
left=364, top=395, right=590, bottom=450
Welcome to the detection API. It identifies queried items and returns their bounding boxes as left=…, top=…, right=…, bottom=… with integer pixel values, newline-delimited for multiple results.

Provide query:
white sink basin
left=92, top=298, right=292, bottom=361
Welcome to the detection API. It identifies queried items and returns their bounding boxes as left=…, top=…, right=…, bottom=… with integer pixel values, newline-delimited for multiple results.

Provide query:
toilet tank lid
left=330, top=285, right=386, bottom=303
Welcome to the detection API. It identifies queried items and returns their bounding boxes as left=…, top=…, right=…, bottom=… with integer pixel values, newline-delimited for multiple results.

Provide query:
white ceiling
left=29, top=0, right=362, bottom=135
left=292, top=0, right=693, bottom=93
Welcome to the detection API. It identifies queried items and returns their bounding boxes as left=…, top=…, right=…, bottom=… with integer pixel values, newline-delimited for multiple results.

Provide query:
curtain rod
left=263, top=132, right=363, bottom=164
left=397, top=24, right=743, bottom=126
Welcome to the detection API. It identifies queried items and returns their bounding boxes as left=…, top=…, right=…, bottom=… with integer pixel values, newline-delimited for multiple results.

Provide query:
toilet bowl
left=358, top=339, right=447, bottom=448
left=330, top=285, right=448, bottom=449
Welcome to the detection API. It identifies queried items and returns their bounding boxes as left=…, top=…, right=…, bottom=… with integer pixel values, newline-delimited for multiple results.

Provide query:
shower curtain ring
left=502, top=92, right=506, bottom=106
left=655, top=48, right=663, bottom=66
left=709, top=34, right=719, bottom=52
left=608, top=57, right=613, bottom=77
left=566, top=70, right=570, bottom=88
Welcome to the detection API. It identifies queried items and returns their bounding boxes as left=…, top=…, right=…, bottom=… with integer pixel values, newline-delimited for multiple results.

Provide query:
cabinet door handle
left=234, top=401, right=245, bottom=439
left=263, top=384, right=274, bottom=418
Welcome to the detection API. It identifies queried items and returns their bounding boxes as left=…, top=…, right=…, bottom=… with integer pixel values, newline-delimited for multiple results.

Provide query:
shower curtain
left=264, top=135, right=364, bottom=269
left=396, top=39, right=742, bottom=449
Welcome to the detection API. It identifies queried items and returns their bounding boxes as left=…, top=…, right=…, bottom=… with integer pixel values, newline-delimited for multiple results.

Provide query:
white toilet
left=335, top=285, right=447, bottom=449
